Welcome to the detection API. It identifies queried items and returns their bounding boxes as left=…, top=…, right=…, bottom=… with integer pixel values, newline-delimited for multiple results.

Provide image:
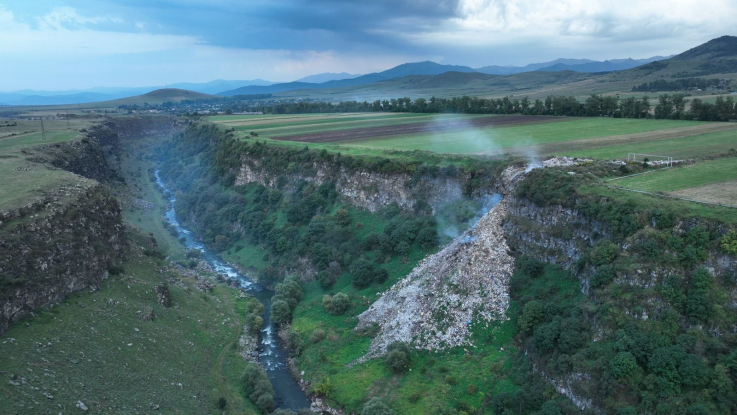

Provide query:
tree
left=518, top=300, right=544, bottom=332
left=361, top=397, right=396, bottom=415
left=324, top=292, right=351, bottom=315
left=609, top=352, right=638, bottom=380
left=242, top=363, right=275, bottom=413
left=334, top=209, right=351, bottom=227
left=385, top=342, right=412, bottom=374
left=351, top=258, right=376, bottom=289
left=270, top=299, right=292, bottom=325
left=538, top=401, right=562, bottom=415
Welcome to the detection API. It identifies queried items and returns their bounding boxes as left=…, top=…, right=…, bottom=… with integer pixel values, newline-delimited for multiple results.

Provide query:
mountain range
left=0, top=79, right=271, bottom=106
left=296, top=72, right=361, bottom=83
left=218, top=56, right=672, bottom=96
left=3, top=36, right=736, bottom=107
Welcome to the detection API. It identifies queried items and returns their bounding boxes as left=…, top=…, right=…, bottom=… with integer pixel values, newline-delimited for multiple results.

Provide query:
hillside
left=266, top=36, right=737, bottom=100
left=626, top=35, right=737, bottom=78
left=218, top=61, right=477, bottom=96
left=274, top=70, right=594, bottom=101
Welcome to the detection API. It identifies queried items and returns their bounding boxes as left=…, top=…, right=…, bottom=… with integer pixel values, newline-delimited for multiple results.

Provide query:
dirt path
left=0, top=131, right=38, bottom=142
left=502, top=122, right=737, bottom=156
left=272, top=115, right=568, bottom=143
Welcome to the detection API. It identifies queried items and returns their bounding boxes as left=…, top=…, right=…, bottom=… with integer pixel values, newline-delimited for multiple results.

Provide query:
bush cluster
left=242, top=363, right=275, bottom=413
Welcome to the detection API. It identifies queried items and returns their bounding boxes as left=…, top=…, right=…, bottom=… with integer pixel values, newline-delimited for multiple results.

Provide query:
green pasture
left=613, top=157, right=737, bottom=192
left=347, top=118, right=703, bottom=154
left=566, top=129, right=737, bottom=160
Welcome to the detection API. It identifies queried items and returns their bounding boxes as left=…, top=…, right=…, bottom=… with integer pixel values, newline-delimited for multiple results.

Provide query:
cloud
left=36, top=6, right=122, bottom=30
left=0, top=0, right=736, bottom=90
left=0, top=5, right=414, bottom=89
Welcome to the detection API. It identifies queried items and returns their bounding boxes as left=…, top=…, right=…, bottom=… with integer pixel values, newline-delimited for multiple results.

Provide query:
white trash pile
left=356, top=198, right=514, bottom=357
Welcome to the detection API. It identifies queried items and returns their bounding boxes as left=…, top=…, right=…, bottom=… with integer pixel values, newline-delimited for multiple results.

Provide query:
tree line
left=233, top=94, right=736, bottom=121
left=632, top=78, right=731, bottom=92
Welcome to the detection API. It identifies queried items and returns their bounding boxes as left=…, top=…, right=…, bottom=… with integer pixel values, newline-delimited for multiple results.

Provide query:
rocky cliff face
left=235, top=157, right=468, bottom=212
left=0, top=184, right=125, bottom=335
left=503, top=195, right=737, bottom=292
left=0, top=119, right=158, bottom=336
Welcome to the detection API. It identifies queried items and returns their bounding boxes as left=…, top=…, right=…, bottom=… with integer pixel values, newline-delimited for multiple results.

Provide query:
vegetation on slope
left=154, top=119, right=737, bottom=414
left=513, top=164, right=737, bottom=414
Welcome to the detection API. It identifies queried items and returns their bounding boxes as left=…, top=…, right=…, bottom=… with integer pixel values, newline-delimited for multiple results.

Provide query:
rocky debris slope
left=355, top=157, right=590, bottom=358
left=356, top=196, right=514, bottom=357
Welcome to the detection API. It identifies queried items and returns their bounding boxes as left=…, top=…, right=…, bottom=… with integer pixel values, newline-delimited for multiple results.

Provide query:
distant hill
left=477, top=56, right=667, bottom=75
left=218, top=61, right=477, bottom=96
left=627, top=36, right=737, bottom=77
left=106, top=89, right=216, bottom=107
left=2, top=92, right=118, bottom=106
left=0, top=80, right=271, bottom=106
left=296, top=72, right=360, bottom=83
left=477, top=59, right=595, bottom=75
left=167, top=79, right=272, bottom=94
left=537, top=56, right=668, bottom=73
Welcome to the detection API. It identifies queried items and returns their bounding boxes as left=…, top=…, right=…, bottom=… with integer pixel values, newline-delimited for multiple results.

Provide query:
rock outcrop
left=0, top=184, right=125, bottom=335
left=235, top=157, right=468, bottom=213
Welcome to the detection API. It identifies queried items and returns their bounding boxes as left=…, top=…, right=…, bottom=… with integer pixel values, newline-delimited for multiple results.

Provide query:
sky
left=1, top=0, right=736, bottom=91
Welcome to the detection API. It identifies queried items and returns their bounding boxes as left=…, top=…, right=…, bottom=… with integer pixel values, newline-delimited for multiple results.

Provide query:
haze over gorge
left=2, top=2, right=737, bottom=415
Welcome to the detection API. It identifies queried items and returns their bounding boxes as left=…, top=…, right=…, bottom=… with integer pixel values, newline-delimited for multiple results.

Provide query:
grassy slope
left=0, top=231, right=255, bottom=414
left=0, top=119, right=94, bottom=212
left=0, top=126, right=259, bottom=415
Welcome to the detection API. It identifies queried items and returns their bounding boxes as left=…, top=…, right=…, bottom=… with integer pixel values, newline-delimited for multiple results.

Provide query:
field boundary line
left=603, top=185, right=737, bottom=209
left=605, top=167, right=672, bottom=182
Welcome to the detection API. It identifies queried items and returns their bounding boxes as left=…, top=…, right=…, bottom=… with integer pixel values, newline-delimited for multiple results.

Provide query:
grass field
left=213, top=113, right=736, bottom=162
left=0, top=119, right=98, bottom=213
left=213, top=112, right=737, bottom=211
left=614, top=157, right=737, bottom=192
left=344, top=118, right=720, bottom=155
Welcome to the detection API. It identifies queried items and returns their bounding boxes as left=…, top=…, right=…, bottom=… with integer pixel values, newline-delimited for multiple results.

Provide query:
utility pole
left=40, top=117, right=47, bottom=140
left=65, top=110, right=71, bottom=129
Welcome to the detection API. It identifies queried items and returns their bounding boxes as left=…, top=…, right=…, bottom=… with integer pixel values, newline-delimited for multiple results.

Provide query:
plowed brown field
left=271, top=115, right=568, bottom=143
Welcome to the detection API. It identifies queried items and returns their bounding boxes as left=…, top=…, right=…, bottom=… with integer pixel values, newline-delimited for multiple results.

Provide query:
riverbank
left=155, top=170, right=314, bottom=411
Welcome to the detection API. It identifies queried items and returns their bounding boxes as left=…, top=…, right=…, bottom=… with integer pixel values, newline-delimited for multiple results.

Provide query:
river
left=155, top=171, right=313, bottom=411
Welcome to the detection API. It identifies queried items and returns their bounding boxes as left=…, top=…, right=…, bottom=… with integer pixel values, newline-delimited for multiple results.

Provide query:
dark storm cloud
left=58, top=0, right=460, bottom=52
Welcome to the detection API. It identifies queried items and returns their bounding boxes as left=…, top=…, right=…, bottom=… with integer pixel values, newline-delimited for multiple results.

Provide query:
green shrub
left=313, top=377, right=332, bottom=397
left=361, top=397, right=395, bottom=415
left=385, top=342, right=412, bottom=374
left=216, top=397, right=227, bottom=410
left=721, top=231, right=737, bottom=255
left=309, top=329, right=326, bottom=344
left=590, top=265, right=616, bottom=289
left=242, top=363, right=275, bottom=413
left=609, top=352, right=638, bottom=380
left=590, top=242, right=618, bottom=266
left=323, top=292, right=351, bottom=316
left=517, top=256, right=544, bottom=278
left=518, top=300, right=544, bottom=332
